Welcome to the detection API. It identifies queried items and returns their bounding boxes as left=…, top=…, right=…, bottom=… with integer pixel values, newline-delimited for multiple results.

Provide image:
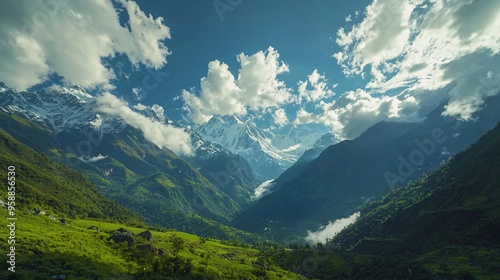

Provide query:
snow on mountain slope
left=196, top=115, right=338, bottom=180
left=0, top=84, right=124, bottom=135
left=0, top=84, right=250, bottom=167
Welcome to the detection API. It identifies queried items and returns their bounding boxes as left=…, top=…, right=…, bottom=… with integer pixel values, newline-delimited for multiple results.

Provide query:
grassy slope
left=0, top=125, right=303, bottom=279
left=0, top=211, right=304, bottom=279
left=0, top=111, right=261, bottom=242
left=0, top=128, right=142, bottom=225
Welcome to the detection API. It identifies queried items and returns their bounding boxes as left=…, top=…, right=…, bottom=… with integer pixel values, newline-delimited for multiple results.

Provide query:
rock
left=158, top=248, right=168, bottom=256
left=88, top=226, right=100, bottom=232
left=33, top=208, right=41, bottom=215
left=115, top=228, right=134, bottom=235
left=138, top=244, right=158, bottom=254
left=138, top=230, right=154, bottom=242
left=109, top=231, right=136, bottom=246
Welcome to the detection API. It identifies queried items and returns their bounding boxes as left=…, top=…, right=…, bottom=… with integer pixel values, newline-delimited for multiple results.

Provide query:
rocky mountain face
left=196, top=115, right=338, bottom=181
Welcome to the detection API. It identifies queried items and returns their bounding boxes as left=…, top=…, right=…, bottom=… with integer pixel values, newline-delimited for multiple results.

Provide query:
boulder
left=158, top=248, right=168, bottom=256
left=109, top=231, right=136, bottom=246
left=138, top=230, right=154, bottom=242
left=87, top=226, right=100, bottom=232
left=138, top=244, right=158, bottom=254
left=115, top=228, right=134, bottom=235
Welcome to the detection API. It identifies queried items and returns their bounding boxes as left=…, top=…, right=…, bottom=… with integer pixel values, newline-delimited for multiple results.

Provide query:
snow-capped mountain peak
left=196, top=115, right=338, bottom=180
left=0, top=85, right=122, bottom=135
left=54, top=85, right=94, bottom=103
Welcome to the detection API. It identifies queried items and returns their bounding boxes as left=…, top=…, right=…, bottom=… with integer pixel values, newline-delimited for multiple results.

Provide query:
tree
left=170, top=235, right=184, bottom=256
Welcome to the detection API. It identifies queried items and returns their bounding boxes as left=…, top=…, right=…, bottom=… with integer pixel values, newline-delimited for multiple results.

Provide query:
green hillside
left=325, top=122, right=500, bottom=278
left=0, top=211, right=305, bottom=279
left=234, top=97, right=500, bottom=242
left=0, top=125, right=303, bottom=279
left=0, top=128, right=142, bottom=225
left=333, top=123, right=500, bottom=253
left=0, top=111, right=259, bottom=242
left=249, top=123, right=500, bottom=280
left=57, top=125, right=241, bottom=223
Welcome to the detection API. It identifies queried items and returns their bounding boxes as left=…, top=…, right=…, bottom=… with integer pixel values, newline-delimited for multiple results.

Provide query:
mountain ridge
left=196, top=115, right=338, bottom=180
left=234, top=95, right=500, bottom=242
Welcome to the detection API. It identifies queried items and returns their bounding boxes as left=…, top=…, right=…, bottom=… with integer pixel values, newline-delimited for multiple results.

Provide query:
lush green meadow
left=0, top=210, right=305, bottom=279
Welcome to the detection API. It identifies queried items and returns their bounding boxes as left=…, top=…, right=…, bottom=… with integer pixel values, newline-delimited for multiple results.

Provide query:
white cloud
left=131, top=87, right=148, bottom=101
left=334, top=0, right=500, bottom=122
left=335, top=0, right=417, bottom=77
left=133, top=103, right=148, bottom=111
left=293, top=108, right=320, bottom=125
left=96, top=92, right=192, bottom=155
left=272, top=108, right=288, bottom=127
left=297, top=69, right=335, bottom=103
left=306, top=212, right=360, bottom=244
left=183, top=47, right=291, bottom=124
left=79, top=154, right=108, bottom=163
left=254, top=180, right=275, bottom=200
left=0, top=0, right=171, bottom=91
left=182, top=60, right=246, bottom=124
left=294, top=89, right=420, bottom=139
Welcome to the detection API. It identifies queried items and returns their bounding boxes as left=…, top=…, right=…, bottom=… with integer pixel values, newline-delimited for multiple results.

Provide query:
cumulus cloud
left=272, top=108, right=289, bottom=127
left=182, top=47, right=291, bottom=124
left=306, top=212, right=360, bottom=244
left=334, top=0, right=416, bottom=77
left=294, top=89, right=420, bottom=139
left=293, top=108, right=320, bottom=125
left=96, top=92, right=192, bottom=155
left=333, top=89, right=418, bottom=139
left=131, top=87, right=148, bottom=101
left=182, top=60, right=246, bottom=124
left=0, top=0, right=171, bottom=91
left=334, top=0, right=500, bottom=122
left=297, top=69, right=335, bottom=103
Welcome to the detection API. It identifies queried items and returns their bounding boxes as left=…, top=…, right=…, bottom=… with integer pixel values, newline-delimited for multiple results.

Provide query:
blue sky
left=120, top=0, right=371, bottom=126
left=1, top=0, right=499, bottom=144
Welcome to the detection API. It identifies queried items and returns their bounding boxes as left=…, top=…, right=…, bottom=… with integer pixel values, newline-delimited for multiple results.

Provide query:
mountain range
left=269, top=121, right=500, bottom=280
left=1, top=82, right=499, bottom=279
left=0, top=85, right=260, bottom=240
left=196, top=115, right=337, bottom=181
left=0, top=119, right=304, bottom=280
left=233, top=95, right=500, bottom=242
